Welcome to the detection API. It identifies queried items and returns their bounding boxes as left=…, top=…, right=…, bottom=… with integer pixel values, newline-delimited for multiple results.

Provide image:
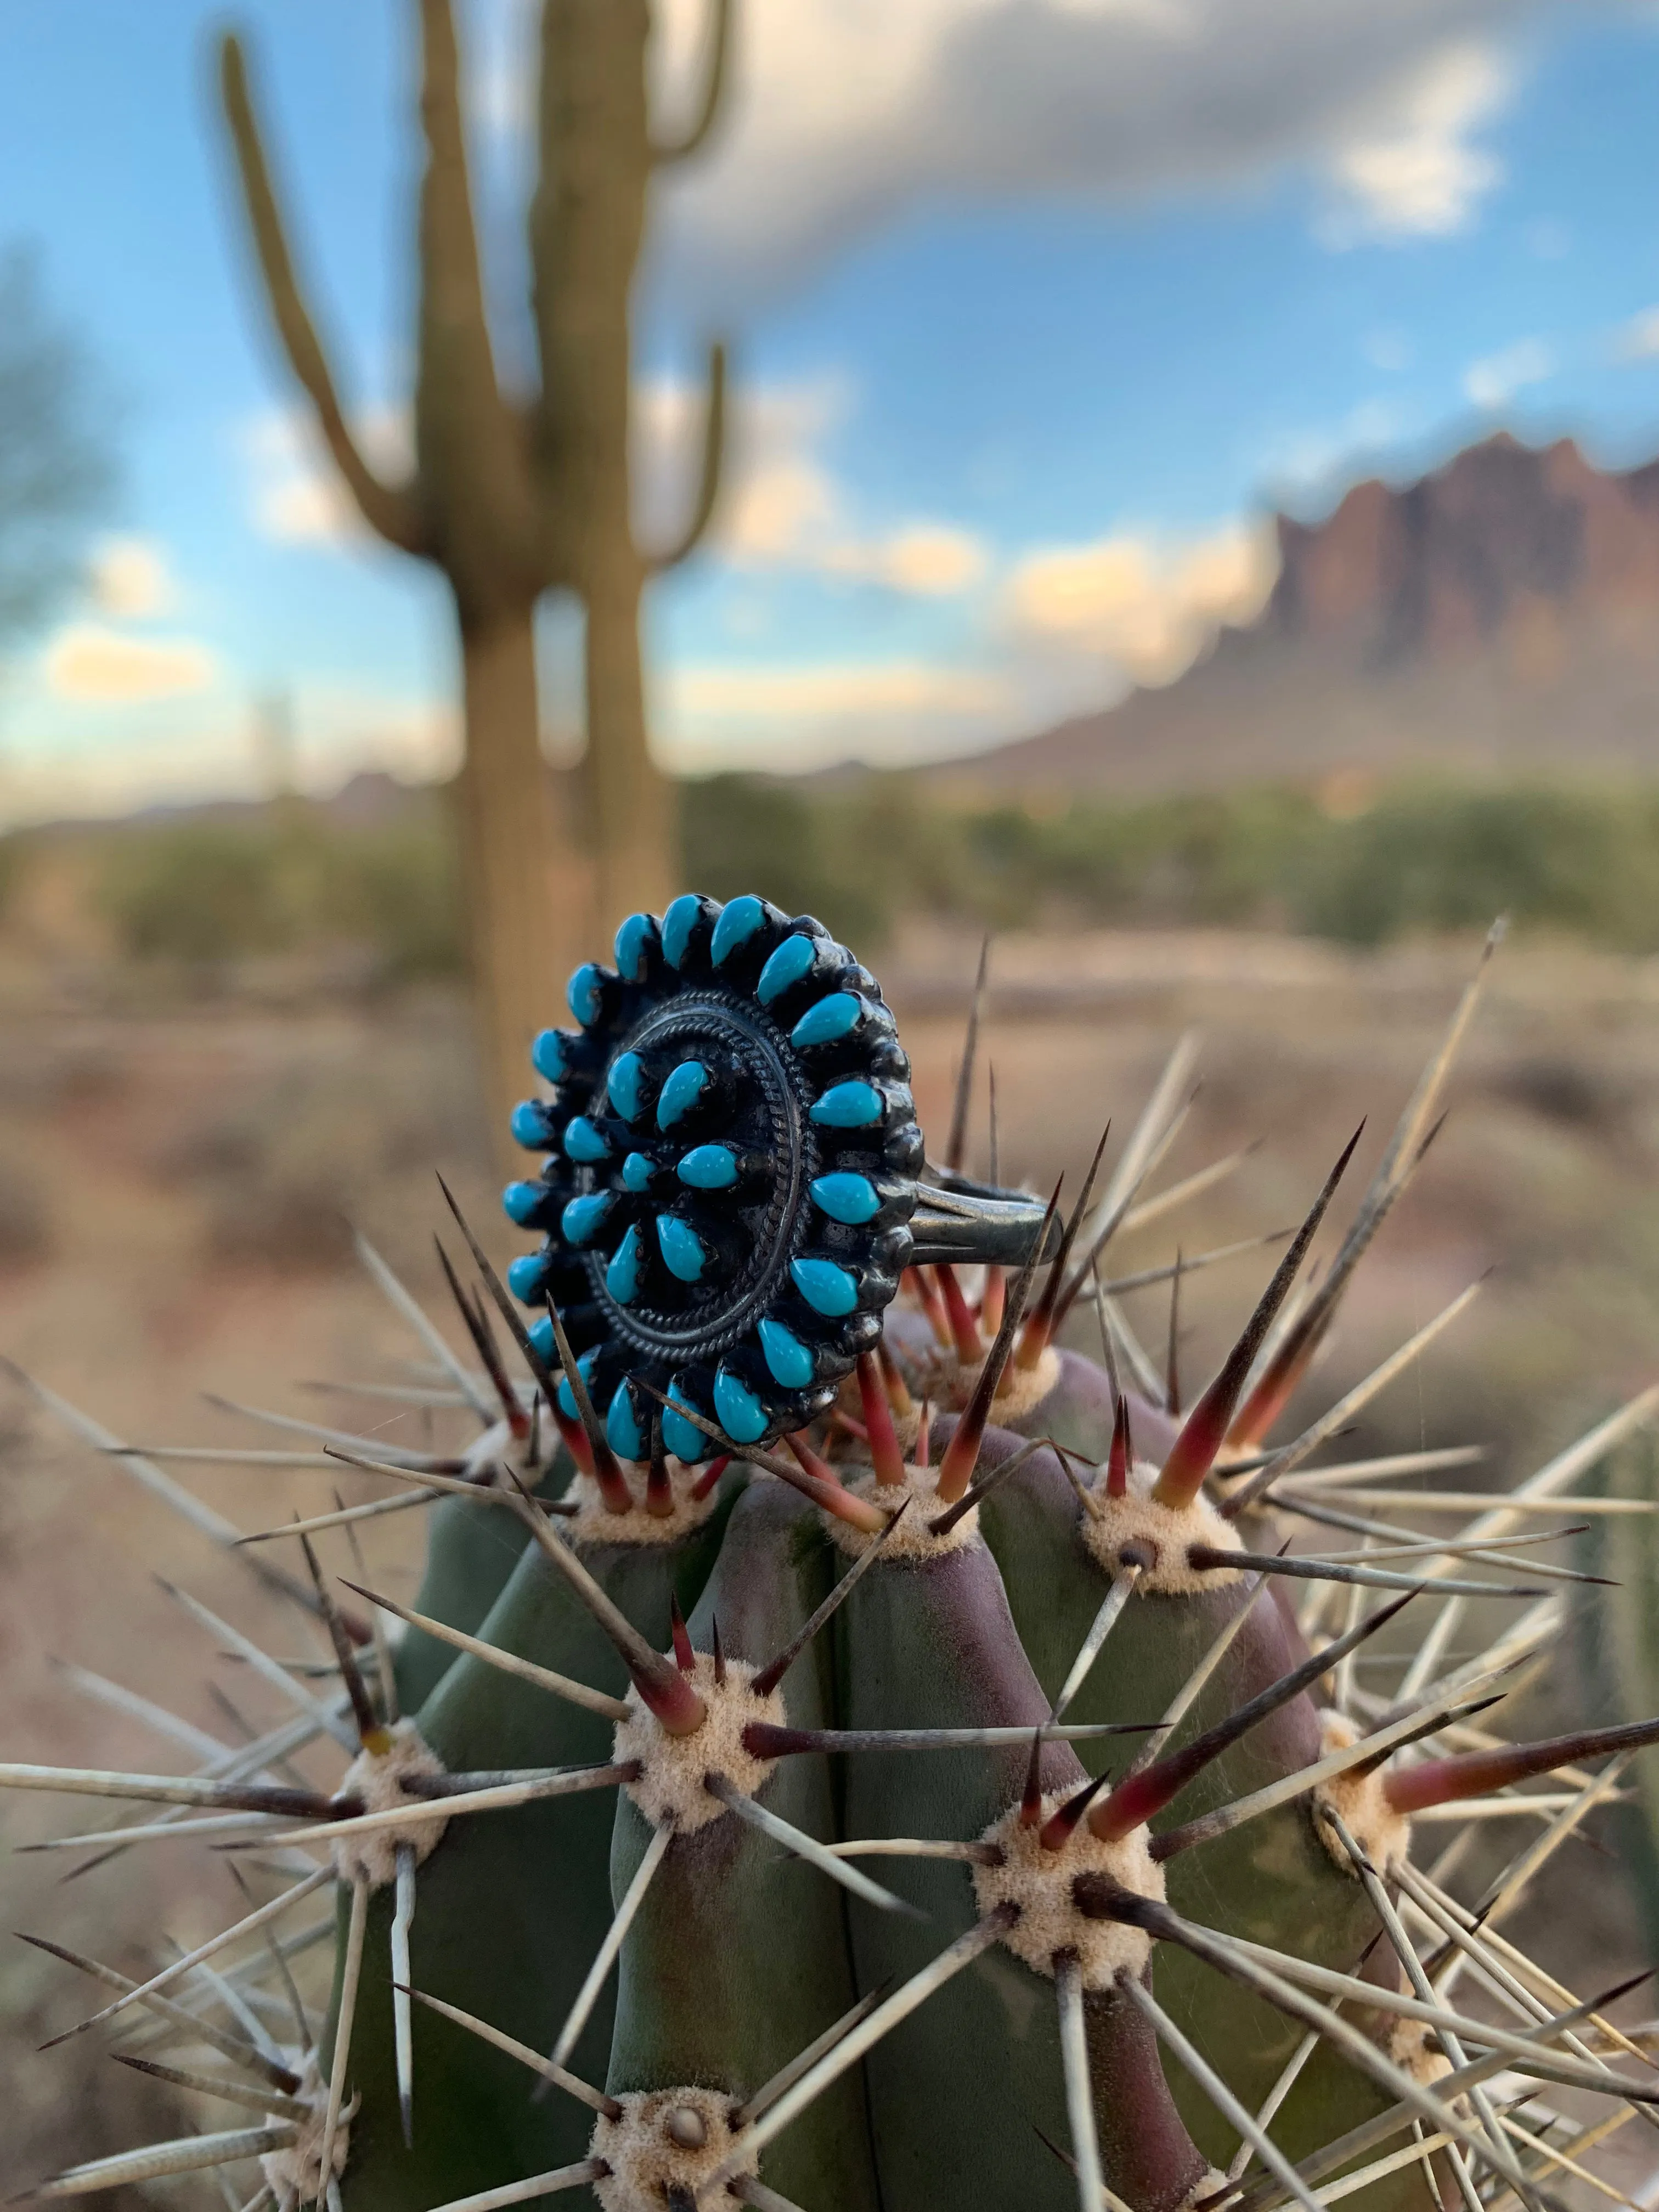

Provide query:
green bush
left=1289, top=785, right=1659, bottom=952
left=94, top=803, right=464, bottom=978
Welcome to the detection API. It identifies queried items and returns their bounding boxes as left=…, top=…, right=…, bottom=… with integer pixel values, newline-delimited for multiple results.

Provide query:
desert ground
left=4, top=926, right=1659, bottom=2198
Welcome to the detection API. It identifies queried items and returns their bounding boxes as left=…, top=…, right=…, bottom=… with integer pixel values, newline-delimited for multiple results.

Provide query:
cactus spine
left=10, top=902, right=1659, bottom=2212
left=217, top=0, right=729, bottom=1151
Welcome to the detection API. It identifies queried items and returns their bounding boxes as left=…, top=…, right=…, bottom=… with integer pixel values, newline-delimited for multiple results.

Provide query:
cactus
left=217, top=0, right=730, bottom=1149
left=10, top=899, right=1659, bottom=2212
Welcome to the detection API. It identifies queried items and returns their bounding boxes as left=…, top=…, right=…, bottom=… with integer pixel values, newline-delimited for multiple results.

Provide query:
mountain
left=935, top=433, right=1659, bottom=800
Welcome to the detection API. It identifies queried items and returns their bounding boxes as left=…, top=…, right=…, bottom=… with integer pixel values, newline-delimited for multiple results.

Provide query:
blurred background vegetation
left=11, top=770, right=1659, bottom=996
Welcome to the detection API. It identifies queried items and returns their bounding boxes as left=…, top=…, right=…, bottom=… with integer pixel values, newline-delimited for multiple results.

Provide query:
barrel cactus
left=9, top=898, right=1659, bottom=2212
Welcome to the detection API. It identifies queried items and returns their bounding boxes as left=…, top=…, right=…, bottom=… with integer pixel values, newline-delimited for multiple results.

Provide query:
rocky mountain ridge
left=937, top=432, right=1659, bottom=799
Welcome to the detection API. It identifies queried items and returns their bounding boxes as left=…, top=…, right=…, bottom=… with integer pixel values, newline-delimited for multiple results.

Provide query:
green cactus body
left=342, top=1470, right=743, bottom=2205
left=16, top=902, right=1656, bottom=2212
left=606, top=1481, right=882, bottom=2209
left=832, top=1514, right=1205, bottom=2212
left=395, top=1454, right=575, bottom=1710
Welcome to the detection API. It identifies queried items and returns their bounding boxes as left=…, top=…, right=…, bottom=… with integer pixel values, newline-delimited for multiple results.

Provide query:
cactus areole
left=15, top=904, right=1659, bottom=2212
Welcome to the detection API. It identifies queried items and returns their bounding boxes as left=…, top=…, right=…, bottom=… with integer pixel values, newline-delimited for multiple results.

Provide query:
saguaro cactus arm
left=648, top=339, right=727, bottom=572
left=650, top=0, right=734, bottom=164
left=413, top=0, right=545, bottom=605
left=218, top=34, right=428, bottom=557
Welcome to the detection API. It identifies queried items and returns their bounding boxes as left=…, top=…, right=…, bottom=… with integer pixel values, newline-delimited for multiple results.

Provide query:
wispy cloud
left=661, top=656, right=1009, bottom=770
left=1616, top=307, right=1659, bottom=363
left=1321, top=41, right=1509, bottom=244
left=631, top=1, right=1536, bottom=304
left=242, top=405, right=413, bottom=547
left=1005, top=518, right=1279, bottom=686
left=640, top=371, right=990, bottom=597
left=89, top=537, right=176, bottom=619
left=1463, top=335, right=1553, bottom=408
left=44, top=623, right=216, bottom=703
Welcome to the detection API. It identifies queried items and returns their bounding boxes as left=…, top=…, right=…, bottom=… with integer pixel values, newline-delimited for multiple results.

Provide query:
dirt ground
left=4, top=927, right=1659, bottom=2197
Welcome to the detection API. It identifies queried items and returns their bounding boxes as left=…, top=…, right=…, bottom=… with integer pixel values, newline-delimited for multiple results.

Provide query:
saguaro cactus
left=217, top=0, right=729, bottom=1149
left=13, top=904, right=1659, bottom=2212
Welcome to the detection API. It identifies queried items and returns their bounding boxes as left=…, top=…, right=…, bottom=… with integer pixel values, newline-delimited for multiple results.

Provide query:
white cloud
left=1256, top=398, right=1412, bottom=498
left=1322, top=41, right=1508, bottom=242
left=43, top=623, right=216, bottom=704
left=1004, top=517, right=1279, bottom=686
left=631, top=0, right=1536, bottom=304
left=1616, top=307, right=1659, bottom=363
left=660, top=656, right=1010, bottom=769
left=89, top=537, right=174, bottom=619
left=639, top=371, right=990, bottom=597
left=1361, top=329, right=1414, bottom=374
left=243, top=405, right=414, bottom=547
left=1463, top=335, right=1553, bottom=408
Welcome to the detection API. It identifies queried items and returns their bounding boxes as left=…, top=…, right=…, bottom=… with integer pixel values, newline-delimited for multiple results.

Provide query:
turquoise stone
left=757, top=933, right=815, bottom=1006
left=791, top=992, right=861, bottom=1048
left=662, top=1394, right=708, bottom=1462
left=606, top=1383, right=643, bottom=1462
left=510, top=1099, right=554, bottom=1149
left=507, top=1252, right=549, bottom=1302
left=656, top=1060, right=708, bottom=1130
left=502, top=1180, right=544, bottom=1227
left=614, top=912, right=656, bottom=982
left=566, top=963, right=605, bottom=1026
left=530, top=1029, right=567, bottom=1082
left=561, top=1192, right=614, bottom=1246
left=790, top=1256, right=857, bottom=1316
left=605, top=1224, right=642, bottom=1305
left=661, top=894, right=703, bottom=969
left=622, top=1151, right=656, bottom=1194
left=714, top=1366, right=768, bottom=1443
left=810, top=1172, right=879, bottom=1225
left=809, top=1080, right=883, bottom=1128
left=758, top=1317, right=815, bottom=1389
left=607, top=1052, right=645, bottom=1124
left=657, top=1215, right=707, bottom=1283
left=710, top=895, right=764, bottom=965
left=563, top=1116, right=611, bottom=1164
left=678, top=1144, right=737, bottom=1190
left=554, top=1347, right=598, bottom=1420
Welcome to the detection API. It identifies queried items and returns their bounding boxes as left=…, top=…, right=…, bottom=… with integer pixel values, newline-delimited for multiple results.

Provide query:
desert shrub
left=93, top=803, right=464, bottom=979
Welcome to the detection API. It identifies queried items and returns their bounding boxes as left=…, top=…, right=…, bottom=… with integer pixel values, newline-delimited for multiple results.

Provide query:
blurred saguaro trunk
left=217, top=0, right=730, bottom=1163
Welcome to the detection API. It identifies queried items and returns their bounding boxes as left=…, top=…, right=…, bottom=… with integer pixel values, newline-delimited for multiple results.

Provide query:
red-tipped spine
left=979, top=1265, right=1006, bottom=1339
left=1017, top=1122, right=1110, bottom=1371
left=432, top=1238, right=533, bottom=1441
left=936, top=1265, right=985, bottom=1364
left=669, top=1593, right=696, bottom=1675
left=630, top=1656, right=709, bottom=1737
left=1105, top=1392, right=1133, bottom=1499
left=904, top=1265, right=952, bottom=1350
left=857, top=1352, right=907, bottom=1487
left=914, top=1398, right=932, bottom=1469
left=877, top=1339, right=914, bottom=1418
left=645, top=1409, right=675, bottom=1520
left=1040, top=1771, right=1110, bottom=1852
left=545, top=1299, right=635, bottom=1516
left=1384, top=1713, right=1659, bottom=1815
left=1151, top=1126, right=1363, bottom=1509
left=1091, top=1588, right=1413, bottom=1843
left=712, top=1616, right=726, bottom=1689
left=934, top=1181, right=1062, bottom=1504
left=784, top=1434, right=890, bottom=1535
left=690, top=1453, right=730, bottom=1503
left=552, top=1402, right=596, bottom=1480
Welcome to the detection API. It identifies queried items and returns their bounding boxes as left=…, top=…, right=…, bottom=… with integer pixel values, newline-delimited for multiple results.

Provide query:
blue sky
left=3, top=0, right=1659, bottom=821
